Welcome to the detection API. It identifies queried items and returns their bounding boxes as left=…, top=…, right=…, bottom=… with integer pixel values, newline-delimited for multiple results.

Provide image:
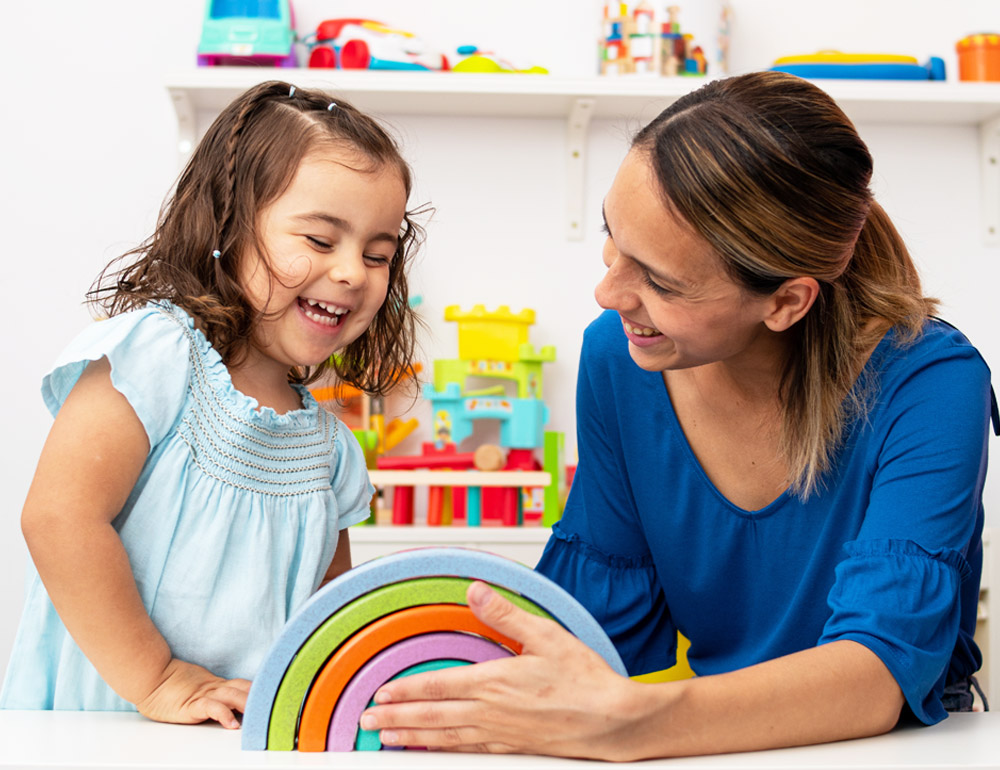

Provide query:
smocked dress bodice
left=1, top=302, right=372, bottom=711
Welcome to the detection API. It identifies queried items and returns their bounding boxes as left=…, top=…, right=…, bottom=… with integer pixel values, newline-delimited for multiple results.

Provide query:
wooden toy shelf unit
left=165, top=69, right=1000, bottom=243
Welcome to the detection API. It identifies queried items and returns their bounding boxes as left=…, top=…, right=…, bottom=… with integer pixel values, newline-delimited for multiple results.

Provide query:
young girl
left=0, top=80, right=421, bottom=729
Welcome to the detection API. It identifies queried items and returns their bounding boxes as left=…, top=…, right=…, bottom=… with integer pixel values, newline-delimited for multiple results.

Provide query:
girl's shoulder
left=42, top=302, right=204, bottom=447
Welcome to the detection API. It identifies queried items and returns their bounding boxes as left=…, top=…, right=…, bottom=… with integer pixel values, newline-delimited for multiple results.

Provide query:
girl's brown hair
left=633, top=71, right=937, bottom=498
left=89, top=80, right=422, bottom=395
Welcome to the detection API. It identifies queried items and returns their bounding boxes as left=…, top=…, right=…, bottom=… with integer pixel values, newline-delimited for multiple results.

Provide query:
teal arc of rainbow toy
left=241, top=547, right=627, bottom=752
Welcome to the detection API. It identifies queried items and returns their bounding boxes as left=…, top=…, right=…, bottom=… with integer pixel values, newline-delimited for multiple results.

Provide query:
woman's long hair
left=633, top=71, right=936, bottom=497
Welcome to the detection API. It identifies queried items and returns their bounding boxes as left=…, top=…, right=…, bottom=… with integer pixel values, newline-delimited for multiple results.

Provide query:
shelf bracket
left=567, top=98, right=595, bottom=241
left=982, top=115, right=1000, bottom=247
left=168, top=87, right=197, bottom=168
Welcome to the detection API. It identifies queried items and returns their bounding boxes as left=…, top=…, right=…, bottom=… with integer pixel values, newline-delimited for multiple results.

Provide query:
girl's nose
left=327, top=251, right=367, bottom=287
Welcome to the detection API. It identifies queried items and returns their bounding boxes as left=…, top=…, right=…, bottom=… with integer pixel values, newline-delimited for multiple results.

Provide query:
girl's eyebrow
left=601, top=202, right=691, bottom=290
left=293, top=212, right=398, bottom=245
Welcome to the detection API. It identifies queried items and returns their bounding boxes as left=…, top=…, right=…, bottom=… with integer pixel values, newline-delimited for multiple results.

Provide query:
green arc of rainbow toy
left=241, top=547, right=626, bottom=752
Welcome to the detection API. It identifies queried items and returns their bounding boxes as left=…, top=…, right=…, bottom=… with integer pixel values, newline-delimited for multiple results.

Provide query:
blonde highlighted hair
left=633, top=71, right=937, bottom=497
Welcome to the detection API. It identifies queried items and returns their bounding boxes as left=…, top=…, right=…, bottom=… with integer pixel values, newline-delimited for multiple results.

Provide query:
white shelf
left=368, top=470, right=551, bottom=487
left=166, top=68, right=1000, bottom=243
left=166, top=68, right=1000, bottom=125
left=349, top=525, right=551, bottom=568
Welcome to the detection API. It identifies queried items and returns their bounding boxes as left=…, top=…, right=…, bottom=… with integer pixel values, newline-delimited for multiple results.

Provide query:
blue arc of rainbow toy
left=241, top=547, right=626, bottom=752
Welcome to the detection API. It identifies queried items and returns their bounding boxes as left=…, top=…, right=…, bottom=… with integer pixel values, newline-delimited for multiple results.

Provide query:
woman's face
left=594, top=149, right=776, bottom=373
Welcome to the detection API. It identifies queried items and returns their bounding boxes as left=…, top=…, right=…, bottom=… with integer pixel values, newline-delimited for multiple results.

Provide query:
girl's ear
left=763, top=277, right=820, bottom=333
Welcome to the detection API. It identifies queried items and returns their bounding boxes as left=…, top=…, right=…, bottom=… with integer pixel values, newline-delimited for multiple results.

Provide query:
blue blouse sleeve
left=536, top=316, right=675, bottom=676
left=818, top=329, right=992, bottom=724
left=41, top=306, right=191, bottom=449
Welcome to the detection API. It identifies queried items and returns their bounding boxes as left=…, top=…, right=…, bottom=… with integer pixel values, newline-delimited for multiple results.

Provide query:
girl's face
left=594, top=150, right=775, bottom=373
left=238, top=147, right=407, bottom=377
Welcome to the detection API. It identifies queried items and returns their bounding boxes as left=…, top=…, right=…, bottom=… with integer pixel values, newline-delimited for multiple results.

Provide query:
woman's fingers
left=360, top=698, right=514, bottom=751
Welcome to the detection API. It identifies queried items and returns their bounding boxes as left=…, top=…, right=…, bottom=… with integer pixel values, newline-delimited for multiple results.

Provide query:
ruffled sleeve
left=536, top=314, right=674, bottom=675
left=818, top=325, right=991, bottom=724
left=41, top=305, right=191, bottom=449
left=819, top=539, right=970, bottom=724
left=537, top=525, right=674, bottom=675
left=330, top=423, right=374, bottom=529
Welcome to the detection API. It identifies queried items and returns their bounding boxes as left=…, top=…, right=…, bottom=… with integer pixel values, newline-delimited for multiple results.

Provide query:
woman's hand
left=135, top=659, right=251, bottom=729
left=359, top=581, right=653, bottom=759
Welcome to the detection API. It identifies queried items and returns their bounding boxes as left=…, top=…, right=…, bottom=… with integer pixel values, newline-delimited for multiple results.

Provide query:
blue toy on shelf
left=770, top=51, right=946, bottom=80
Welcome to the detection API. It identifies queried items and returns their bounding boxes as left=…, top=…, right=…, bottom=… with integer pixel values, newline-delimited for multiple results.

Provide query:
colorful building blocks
left=599, top=2, right=725, bottom=77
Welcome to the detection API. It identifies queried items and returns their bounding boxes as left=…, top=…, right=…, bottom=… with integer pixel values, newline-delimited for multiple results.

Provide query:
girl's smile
left=298, top=297, right=351, bottom=329
left=235, top=146, right=407, bottom=390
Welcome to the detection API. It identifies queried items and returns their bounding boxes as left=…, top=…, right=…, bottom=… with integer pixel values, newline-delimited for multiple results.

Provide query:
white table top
left=0, top=710, right=997, bottom=769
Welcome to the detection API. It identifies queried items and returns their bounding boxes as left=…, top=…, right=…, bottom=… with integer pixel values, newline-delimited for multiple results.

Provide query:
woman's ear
left=764, top=277, right=820, bottom=332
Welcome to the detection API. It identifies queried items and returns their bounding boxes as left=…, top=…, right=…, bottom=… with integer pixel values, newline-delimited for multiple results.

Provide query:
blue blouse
left=537, top=310, right=993, bottom=725
left=1, top=302, right=372, bottom=711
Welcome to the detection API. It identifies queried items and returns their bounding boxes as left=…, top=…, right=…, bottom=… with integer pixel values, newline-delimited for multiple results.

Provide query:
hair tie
left=327, top=101, right=338, bottom=110
left=212, top=249, right=222, bottom=260
left=288, top=85, right=296, bottom=97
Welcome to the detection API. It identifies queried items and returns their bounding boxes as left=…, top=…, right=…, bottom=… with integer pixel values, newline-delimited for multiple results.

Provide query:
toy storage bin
left=956, top=33, right=1000, bottom=81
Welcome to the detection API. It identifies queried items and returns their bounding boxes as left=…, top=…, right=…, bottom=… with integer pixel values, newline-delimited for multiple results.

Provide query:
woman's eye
left=642, top=273, right=673, bottom=296
left=306, top=236, right=331, bottom=249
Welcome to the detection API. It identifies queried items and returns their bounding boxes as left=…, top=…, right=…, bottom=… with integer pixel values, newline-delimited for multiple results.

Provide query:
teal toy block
left=424, top=383, right=549, bottom=449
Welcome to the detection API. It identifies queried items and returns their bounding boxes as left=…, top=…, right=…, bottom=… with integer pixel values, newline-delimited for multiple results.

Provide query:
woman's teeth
left=624, top=321, right=660, bottom=337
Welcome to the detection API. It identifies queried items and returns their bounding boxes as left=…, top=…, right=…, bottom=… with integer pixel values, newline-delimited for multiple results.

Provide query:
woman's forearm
left=622, top=640, right=904, bottom=759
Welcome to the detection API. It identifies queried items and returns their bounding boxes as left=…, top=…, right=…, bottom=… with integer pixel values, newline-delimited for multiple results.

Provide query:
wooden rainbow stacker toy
left=241, top=547, right=626, bottom=752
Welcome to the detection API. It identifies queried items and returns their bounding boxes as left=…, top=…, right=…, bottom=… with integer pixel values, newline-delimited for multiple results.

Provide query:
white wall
left=2, top=0, right=998, bottom=682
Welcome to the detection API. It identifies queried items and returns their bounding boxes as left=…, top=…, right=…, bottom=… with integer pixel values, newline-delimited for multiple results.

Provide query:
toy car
left=303, top=18, right=449, bottom=71
left=197, top=0, right=297, bottom=67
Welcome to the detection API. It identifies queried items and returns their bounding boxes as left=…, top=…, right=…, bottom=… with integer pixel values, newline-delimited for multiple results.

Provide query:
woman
left=359, top=71, right=997, bottom=760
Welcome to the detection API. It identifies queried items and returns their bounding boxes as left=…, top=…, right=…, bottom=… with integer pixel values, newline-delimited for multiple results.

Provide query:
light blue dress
left=0, top=301, right=372, bottom=711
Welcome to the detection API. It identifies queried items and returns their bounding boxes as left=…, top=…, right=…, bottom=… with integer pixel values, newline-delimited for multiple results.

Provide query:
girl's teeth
left=303, top=308, right=343, bottom=327
left=303, top=299, right=349, bottom=316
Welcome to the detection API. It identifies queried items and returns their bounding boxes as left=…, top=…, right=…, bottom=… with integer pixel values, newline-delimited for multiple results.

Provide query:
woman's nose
left=594, top=246, right=634, bottom=310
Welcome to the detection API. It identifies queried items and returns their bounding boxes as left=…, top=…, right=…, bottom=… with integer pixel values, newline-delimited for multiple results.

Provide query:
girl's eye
left=642, top=273, right=673, bottom=297
left=363, top=254, right=392, bottom=267
left=306, top=236, right=331, bottom=249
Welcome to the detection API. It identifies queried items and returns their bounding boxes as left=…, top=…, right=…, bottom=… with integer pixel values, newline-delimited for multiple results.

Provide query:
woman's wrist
left=600, top=675, right=690, bottom=762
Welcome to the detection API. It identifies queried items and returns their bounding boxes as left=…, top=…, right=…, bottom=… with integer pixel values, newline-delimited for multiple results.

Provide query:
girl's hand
left=135, top=659, right=251, bottom=730
left=359, top=581, right=651, bottom=759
